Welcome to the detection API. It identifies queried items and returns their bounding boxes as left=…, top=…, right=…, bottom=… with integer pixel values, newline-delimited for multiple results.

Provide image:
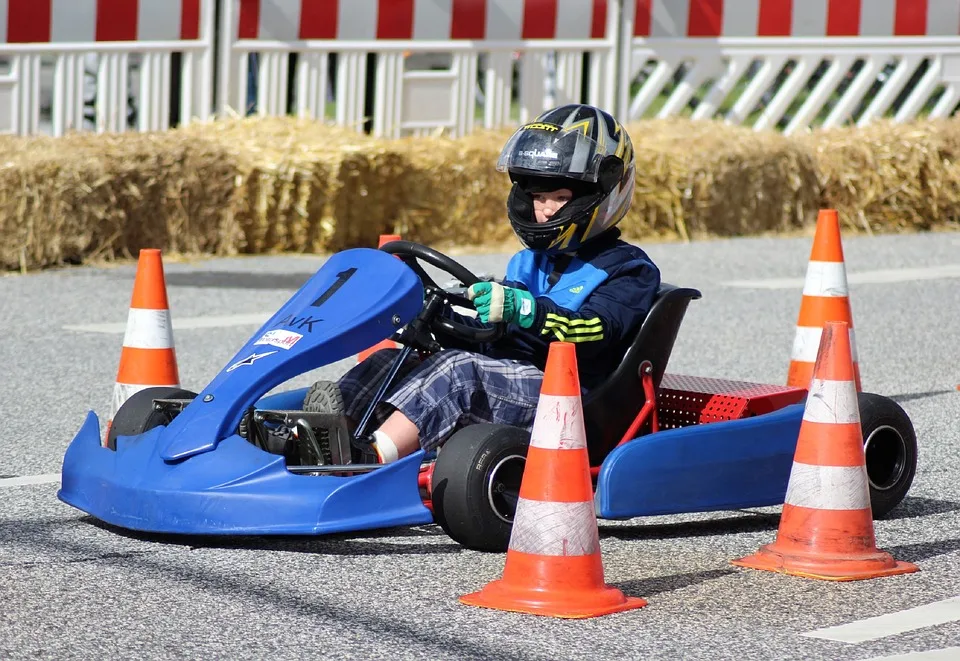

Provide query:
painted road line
left=0, top=474, right=61, bottom=487
left=858, top=648, right=960, bottom=661
left=802, top=597, right=960, bottom=644
left=723, top=264, right=960, bottom=289
left=64, top=312, right=272, bottom=334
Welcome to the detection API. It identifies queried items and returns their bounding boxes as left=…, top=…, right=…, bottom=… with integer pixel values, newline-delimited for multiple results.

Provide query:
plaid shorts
left=337, top=348, right=544, bottom=451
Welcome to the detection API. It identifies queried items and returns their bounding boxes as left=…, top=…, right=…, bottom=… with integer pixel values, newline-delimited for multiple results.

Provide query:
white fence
left=218, top=0, right=620, bottom=138
left=0, top=0, right=215, bottom=136
left=0, top=0, right=958, bottom=138
left=618, top=0, right=960, bottom=134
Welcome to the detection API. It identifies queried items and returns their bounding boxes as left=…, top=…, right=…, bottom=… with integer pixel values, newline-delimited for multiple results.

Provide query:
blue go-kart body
left=57, top=245, right=879, bottom=540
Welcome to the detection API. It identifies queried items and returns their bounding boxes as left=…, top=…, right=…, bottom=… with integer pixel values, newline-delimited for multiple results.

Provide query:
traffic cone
left=733, top=321, right=918, bottom=581
left=358, top=234, right=403, bottom=362
left=460, top=342, right=647, bottom=618
left=787, top=209, right=862, bottom=391
left=104, top=249, right=180, bottom=446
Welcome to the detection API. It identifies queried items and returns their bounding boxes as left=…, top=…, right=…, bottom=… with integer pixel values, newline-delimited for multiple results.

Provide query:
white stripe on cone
left=508, top=499, right=600, bottom=556
left=802, top=261, right=850, bottom=297
left=784, top=463, right=871, bottom=511
left=803, top=378, right=861, bottom=425
left=122, top=309, right=175, bottom=350
left=791, top=326, right=860, bottom=364
left=529, top=394, right=587, bottom=451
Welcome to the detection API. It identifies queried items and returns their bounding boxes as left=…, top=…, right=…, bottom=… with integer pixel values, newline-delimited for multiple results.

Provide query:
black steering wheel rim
left=380, top=240, right=507, bottom=344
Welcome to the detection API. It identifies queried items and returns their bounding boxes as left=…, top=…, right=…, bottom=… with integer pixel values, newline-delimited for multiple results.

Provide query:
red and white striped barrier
left=0, top=0, right=202, bottom=43
left=631, top=0, right=960, bottom=38
left=235, top=0, right=611, bottom=41
left=0, top=1, right=957, bottom=139
left=220, top=0, right=621, bottom=138
left=620, top=0, right=960, bottom=134
left=0, top=0, right=214, bottom=137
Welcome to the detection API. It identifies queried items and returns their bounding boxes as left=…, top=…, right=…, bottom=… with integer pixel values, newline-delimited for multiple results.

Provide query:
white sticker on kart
left=226, top=351, right=277, bottom=372
left=254, top=329, right=304, bottom=350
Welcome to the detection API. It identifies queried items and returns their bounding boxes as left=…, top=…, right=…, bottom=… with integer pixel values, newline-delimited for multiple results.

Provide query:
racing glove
left=467, top=282, right=536, bottom=329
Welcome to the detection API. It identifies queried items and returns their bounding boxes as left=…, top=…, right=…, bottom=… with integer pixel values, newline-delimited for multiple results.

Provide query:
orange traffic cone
left=733, top=321, right=918, bottom=581
left=104, top=249, right=180, bottom=446
left=358, top=234, right=403, bottom=363
left=460, top=342, right=647, bottom=617
left=787, top=209, right=862, bottom=391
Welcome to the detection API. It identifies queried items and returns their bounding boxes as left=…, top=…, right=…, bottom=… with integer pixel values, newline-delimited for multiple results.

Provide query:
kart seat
left=581, top=282, right=702, bottom=465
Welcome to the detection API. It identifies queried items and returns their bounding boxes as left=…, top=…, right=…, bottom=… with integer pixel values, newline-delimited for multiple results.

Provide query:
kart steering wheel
left=380, top=240, right=507, bottom=344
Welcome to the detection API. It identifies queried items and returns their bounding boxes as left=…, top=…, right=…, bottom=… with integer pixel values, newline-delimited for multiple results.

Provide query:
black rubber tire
left=860, top=392, right=918, bottom=518
left=430, top=424, right=530, bottom=552
left=303, top=380, right=345, bottom=416
left=106, top=386, right=198, bottom=451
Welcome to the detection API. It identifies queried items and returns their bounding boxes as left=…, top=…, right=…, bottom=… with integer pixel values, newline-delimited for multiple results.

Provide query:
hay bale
left=392, top=120, right=823, bottom=246
left=798, top=117, right=960, bottom=232
left=624, top=119, right=823, bottom=240
left=4, top=112, right=959, bottom=273
left=392, top=129, right=516, bottom=246
left=180, top=116, right=418, bottom=253
left=178, top=116, right=372, bottom=254
left=0, top=130, right=238, bottom=271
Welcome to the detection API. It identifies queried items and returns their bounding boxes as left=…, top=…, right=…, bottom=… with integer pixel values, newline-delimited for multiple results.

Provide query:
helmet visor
left=496, top=124, right=605, bottom=183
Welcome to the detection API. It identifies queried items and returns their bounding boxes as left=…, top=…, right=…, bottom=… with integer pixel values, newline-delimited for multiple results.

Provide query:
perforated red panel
left=657, top=390, right=749, bottom=429
left=656, top=373, right=807, bottom=429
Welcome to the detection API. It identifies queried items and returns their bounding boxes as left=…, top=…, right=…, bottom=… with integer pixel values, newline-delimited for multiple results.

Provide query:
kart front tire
left=860, top=392, right=917, bottom=519
left=430, top=423, right=530, bottom=552
left=106, top=386, right=198, bottom=451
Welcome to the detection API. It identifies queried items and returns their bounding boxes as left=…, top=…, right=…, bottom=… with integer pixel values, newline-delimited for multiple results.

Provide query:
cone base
left=459, top=579, right=647, bottom=619
left=732, top=543, right=919, bottom=582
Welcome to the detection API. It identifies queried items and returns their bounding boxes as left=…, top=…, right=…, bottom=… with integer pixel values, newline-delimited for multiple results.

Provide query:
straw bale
left=5, top=112, right=960, bottom=273
left=797, top=117, right=960, bottom=233
left=177, top=116, right=374, bottom=254
left=623, top=119, right=822, bottom=240
left=389, top=120, right=822, bottom=246
left=391, top=129, right=516, bottom=246
left=0, top=129, right=238, bottom=271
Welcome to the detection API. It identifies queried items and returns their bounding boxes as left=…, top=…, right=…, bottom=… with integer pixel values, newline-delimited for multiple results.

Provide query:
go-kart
left=58, top=241, right=918, bottom=552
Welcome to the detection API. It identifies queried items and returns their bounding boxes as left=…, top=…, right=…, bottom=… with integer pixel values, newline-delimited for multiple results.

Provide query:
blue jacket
left=443, top=229, right=661, bottom=390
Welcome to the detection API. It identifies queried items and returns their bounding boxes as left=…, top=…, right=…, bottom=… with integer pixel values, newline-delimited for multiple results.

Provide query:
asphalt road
left=1, top=231, right=959, bottom=660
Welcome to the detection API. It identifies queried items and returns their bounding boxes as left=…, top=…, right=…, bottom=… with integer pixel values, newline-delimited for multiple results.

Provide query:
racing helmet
left=497, top=104, right=636, bottom=255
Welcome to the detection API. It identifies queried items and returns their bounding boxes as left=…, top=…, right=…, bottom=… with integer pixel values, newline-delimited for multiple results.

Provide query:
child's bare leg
left=372, top=410, right=420, bottom=462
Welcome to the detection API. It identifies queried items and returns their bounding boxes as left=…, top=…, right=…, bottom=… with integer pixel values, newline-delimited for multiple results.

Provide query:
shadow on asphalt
left=599, top=512, right=781, bottom=541
left=881, top=495, right=960, bottom=520
left=884, top=537, right=960, bottom=563
left=79, top=517, right=462, bottom=556
left=615, top=568, right=736, bottom=599
left=889, top=389, right=957, bottom=404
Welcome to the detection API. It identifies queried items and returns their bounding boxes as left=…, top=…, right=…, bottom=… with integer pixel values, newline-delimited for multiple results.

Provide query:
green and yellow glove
left=467, top=282, right=536, bottom=329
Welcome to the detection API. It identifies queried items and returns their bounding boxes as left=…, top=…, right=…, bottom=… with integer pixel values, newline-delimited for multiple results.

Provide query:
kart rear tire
left=106, top=386, right=198, bottom=451
left=430, top=423, right=530, bottom=552
left=860, top=392, right=917, bottom=519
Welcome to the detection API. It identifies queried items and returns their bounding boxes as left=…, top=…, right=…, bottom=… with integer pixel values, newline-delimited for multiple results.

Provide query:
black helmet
left=497, top=104, right=635, bottom=255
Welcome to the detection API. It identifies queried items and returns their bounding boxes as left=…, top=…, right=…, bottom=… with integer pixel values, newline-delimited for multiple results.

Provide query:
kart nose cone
left=58, top=411, right=432, bottom=535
